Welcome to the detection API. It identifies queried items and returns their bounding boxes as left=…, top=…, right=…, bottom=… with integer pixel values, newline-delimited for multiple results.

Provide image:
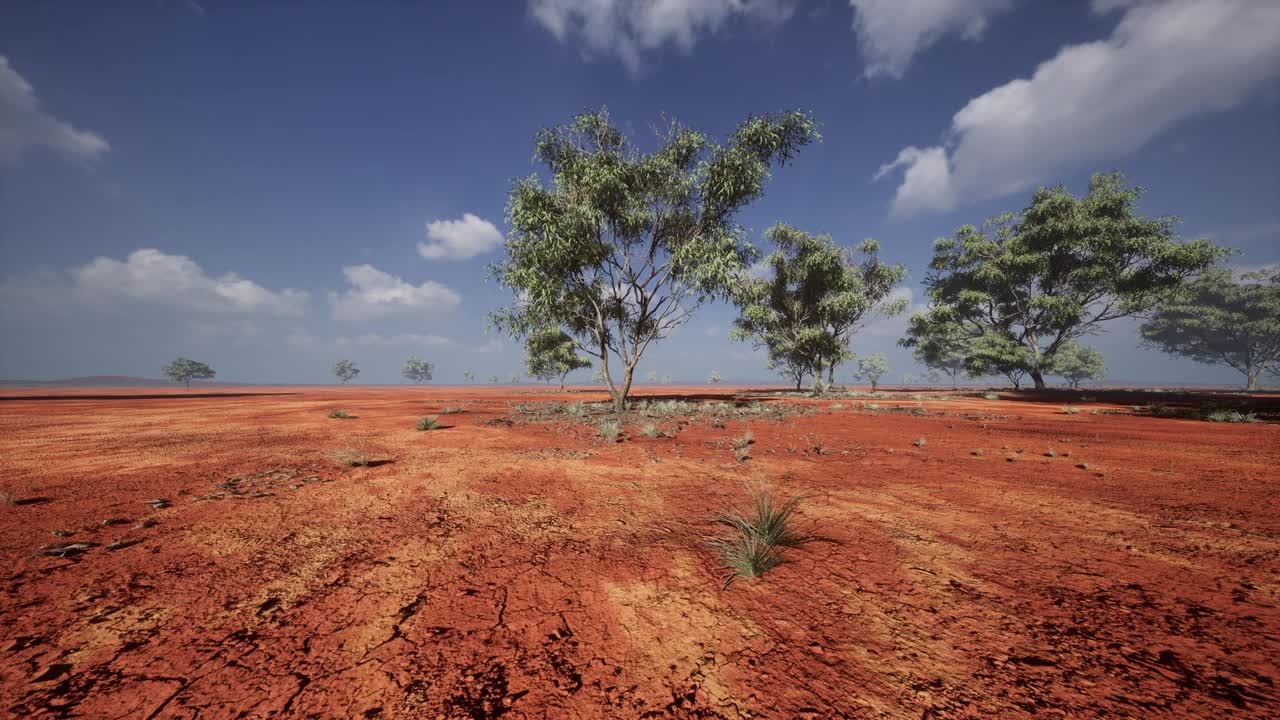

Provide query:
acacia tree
left=901, top=314, right=970, bottom=390
left=909, top=172, right=1222, bottom=390
left=524, top=328, right=592, bottom=389
left=1140, top=267, right=1280, bottom=391
left=732, top=223, right=906, bottom=389
left=856, top=353, right=890, bottom=391
left=1047, top=341, right=1105, bottom=389
left=402, top=356, right=434, bottom=384
left=708, top=370, right=723, bottom=384
left=491, top=108, right=819, bottom=411
left=333, top=359, right=359, bottom=384
left=162, top=357, right=215, bottom=388
left=463, top=370, right=475, bottom=383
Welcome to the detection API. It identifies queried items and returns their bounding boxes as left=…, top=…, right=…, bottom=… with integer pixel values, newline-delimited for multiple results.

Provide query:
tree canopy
left=856, top=352, right=890, bottom=392
left=402, top=356, right=434, bottom=384
left=901, top=312, right=970, bottom=390
left=1046, top=341, right=1105, bottom=389
left=491, top=108, right=819, bottom=410
left=732, top=223, right=906, bottom=389
left=162, top=357, right=215, bottom=388
left=524, top=327, right=592, bottom=389
left=333, top=359, right=359, bottom=384
left=905, top=171, right=1223, bottom=389
left=1140, top=267, right=1280, bottom=390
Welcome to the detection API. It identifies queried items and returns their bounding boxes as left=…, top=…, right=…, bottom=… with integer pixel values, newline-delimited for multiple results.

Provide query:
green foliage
left=1205, top=409, right=1257, bottom=424
left=596, top=418, right=622, bottom=440
left=905, top=172, right=1224, bottom=390
left=1046, top=341, right=1105, bottom=389
left=333, top=359, right=360, bottom=384
left=416, top=415, right=439, bottom=431
left=161, top=357, right=215, bottom=388
left=711, top=485, right=804, bottom=585
left=328, top=408, right=353, bottom=419
left=463, top=370, right=475, bottom=382
left=491, top=108, right=819, bottom=411
left=901, top=314, right=970, bottom=389
left=732, top=223, right=907, bottom=389
left=855, top=352, right=891, bottom=391
left=708, top=370, right=723, bottom=384
left=524, top=327, right=591, bottom=388
left=645, top=370, right=658, bottom=383
left=487, top=374, right=500, bottom=384
left=402, top=356, right=434, bottom=384
left=1140, top=267, right=1280, bottom=391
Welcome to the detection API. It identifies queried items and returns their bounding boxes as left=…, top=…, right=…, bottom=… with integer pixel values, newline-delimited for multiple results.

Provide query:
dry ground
left=1, top=386, right=1277, bottom=718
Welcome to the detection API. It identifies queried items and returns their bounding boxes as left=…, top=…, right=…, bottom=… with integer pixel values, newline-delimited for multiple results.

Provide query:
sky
left=1, top=0, right=1278, bottom=386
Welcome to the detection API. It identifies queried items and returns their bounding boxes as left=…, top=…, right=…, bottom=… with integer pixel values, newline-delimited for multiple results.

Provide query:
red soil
left=1, top=386, right=1277, bottom=718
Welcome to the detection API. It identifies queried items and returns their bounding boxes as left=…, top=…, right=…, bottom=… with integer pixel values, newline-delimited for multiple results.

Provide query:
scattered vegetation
left=1205, top=409, right=1257, bottom=424
left=416, top=415, right=440, bottom=431
left=440, top=406, right=463, bottom=414
left=328, top=409, right=354, bottom=419
left=1061, top=406, right=1080, bottom=414
left=639, top=423, right=668, bottom=438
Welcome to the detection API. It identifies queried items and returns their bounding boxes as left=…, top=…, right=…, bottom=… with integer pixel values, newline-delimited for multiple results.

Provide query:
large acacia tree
left=491, top=108, right=819, bottom=410
left=732, top=223, right=906, bottom=389
left=909, top=172, right=1222, bottom=390
left=1140, top=267, right=1280, bottom=391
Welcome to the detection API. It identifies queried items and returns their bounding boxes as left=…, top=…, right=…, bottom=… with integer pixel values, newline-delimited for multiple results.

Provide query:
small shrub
left=1061, top=406, right=1080, bottom=415
left=597, top=418, right=622, bottom=440
left=440, top=406, right=463, bottom=415
left=333, top=446, right=369, bottom=467
left=417, top=415, right=440, bottom=431
left=983, top=393, right=1000, bottom=400
left=328, top=409, right=353, bottom=419
left=710, top=485, right=805, bottom=585
left=639, top=423, right=667, bottom=438
left=730, top=430, right=754, bottom=451
left=829, top=403, right=845, bottom=410
left=864, top=402, right=881, bottom=411
left=566, top=401, right=588, bottom=418
left=1205, top=409, right=1257, bottom=424
left=913, top=437, right=926, bottom=448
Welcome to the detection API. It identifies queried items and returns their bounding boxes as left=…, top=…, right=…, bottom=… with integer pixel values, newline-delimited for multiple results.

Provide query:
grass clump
left=333, top=446, right=369, bottom=467
left=597, top=418, right=622, bottom=441
left=983, top=393, right=1000, bottom=400
left=639, top=423, right=668, bottom=438
left=328, top=409, right=354, bottom=419
left=1205, top=409, right=1257, bottom=424
left=710, top=485, right=805, bottom=586
left=440, top=406, right=463, bottom=415
left=1061, top=406, right=1080, bottom=415
left=913, top=436, right=927, bottom=448
left=416, top=415, right=440, bottom=431
left=565, top=401, right=588, bottom=418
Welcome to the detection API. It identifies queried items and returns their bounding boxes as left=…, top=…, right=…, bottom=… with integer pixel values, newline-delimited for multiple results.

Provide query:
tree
left=1140, top=267, right=1280, bottom=391
left=908, top=172, right=1223, bottom=390
left=508, top=373, right=520, bottom=384
left=901, top=372, right=916, bottom=385
left=488, top=374, right=500, bottom=384
left=662, top=373, right=672, bottom=384
left=524, top=328, right=591, bottom=389
left=708, top=370, right=723, bottom=384
left=463, top=370, right=475, bottom=383
left=901, top=314, right=970, bottom=390
left=856, top=353, right=890, bottom=392
left=645, top=370, right=658, bottom=383
left=1047, top=341, right=1105, bottom=389
left=402, top=356, right=434, bottom=384
left=162, top=357, right=215, bottom=388
left=333, top=359, right=359, bottom=384
left=733, top=223, right=907, bottom=389
left=491, top=108, right=819, bottom=411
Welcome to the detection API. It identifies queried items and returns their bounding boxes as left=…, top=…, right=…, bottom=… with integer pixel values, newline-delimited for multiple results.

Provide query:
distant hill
left=0, top=376, right=244, bottom=388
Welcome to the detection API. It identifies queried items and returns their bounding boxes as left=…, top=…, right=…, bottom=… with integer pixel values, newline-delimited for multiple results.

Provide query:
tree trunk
left=185, top=379, right=190, bottom=389
left=612, top=365, right=634, bottom=412
left=1030, top=369, right=1046, bottom=391
left=1246, top=370, right=1259, bottom=392
left=827, top=363, right=835, bottom=385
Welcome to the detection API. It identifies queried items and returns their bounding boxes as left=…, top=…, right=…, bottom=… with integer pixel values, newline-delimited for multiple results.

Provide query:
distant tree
left=1046, top=341, right=1105, bottom=389
left=901, top=314, right=971, bottom=390
left=491, top=108, right=819, bottom=411
left=901, top=372, right=916, bottom=385
left=487, top=374, right=500, bottom=384
left=662, top=373, right=672, bottom=384
left=1140, top=267, right=1280, bottom=391
left=524, top=328, right=592, bottom=389
left=909, top=172, right=1223, bottom=390
left=856, top=353, right=890, bottom=392
left=590, top=369, right=606, bottom=385
left=508, top=373, right=520, bottom=384
left=732, top=223, right=906, bottom=389
left=645, top=370, right=658, bottom=383
left=402, top=356, right=434, bottom=384
left=162, top=357, right=215, bottom=388
left=708, top=370, right=723, bottom=384
left=333, top=359, right=359, bottom=384
left=463, top=370, right=475, bottom=383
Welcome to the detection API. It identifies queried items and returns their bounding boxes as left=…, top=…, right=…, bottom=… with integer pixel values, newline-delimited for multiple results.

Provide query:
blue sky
left=1, top=0, right=1277, bottom=386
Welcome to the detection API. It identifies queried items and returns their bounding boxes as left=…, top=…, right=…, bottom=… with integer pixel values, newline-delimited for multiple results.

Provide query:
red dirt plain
left=1, top=386, right=1277, bottom=718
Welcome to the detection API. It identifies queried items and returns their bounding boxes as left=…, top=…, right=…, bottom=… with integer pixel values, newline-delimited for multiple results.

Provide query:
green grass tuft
left=417, top=415, right=440, bottom=431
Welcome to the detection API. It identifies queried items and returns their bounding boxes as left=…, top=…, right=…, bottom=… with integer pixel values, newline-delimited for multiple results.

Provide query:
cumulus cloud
left=0, top=56, right=109, bottom=165
left=875, top=0, right=1280, bottom=216
left=418, top=213, right=504, bottom=261
left=328, top=264, right=461, bottom=322
left=849, top=0, right=1013, bottom=79
left=529, top=0, right=795, bottom=74
left=75, top=249, right=308, bottom=316
left=287, top=329, right=456, bottom=349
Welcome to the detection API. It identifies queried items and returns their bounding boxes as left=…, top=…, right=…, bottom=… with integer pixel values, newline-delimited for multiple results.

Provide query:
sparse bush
left=417, top=415, right=440, bottom=431
left=328, top=409, right=353, bottom=419
left=597, top=418, right=622, bottom=440
left=639, top=423, right=667, bottom=438
left=913, top=437, right=926, bottom=448
left=333, top=446, right=369, bottom=467
left=566, top=401, right=588, bottom=418
left=983, top=393, right=1000, bottom=400
left=730, top=430, right=754, bottom=451
left=441, top=406, right=463, bottom=414
left=1205, top=409, right=1257, bottom=424
left=1061, top=406, right=1080, bottom=414
left=711, top=485, right=805, bottom=585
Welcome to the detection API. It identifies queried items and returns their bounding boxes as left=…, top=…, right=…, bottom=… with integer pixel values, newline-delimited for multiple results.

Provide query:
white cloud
left=286, top=329, right=457, bottom=350
left=75, top=249, right=308, bottom=316
left=529, top=0, right=795, bottom=74
left=849, top=0, right=1013, bottom=79
left=472, top=337, right=506, bottom=354
left=328, top=264, right=461, bottom=322
left=875, top=0, right=1280, bottom=216
left=0, top=56, right=109, bottom=164
left=418, top=213, right=504, bottom=261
